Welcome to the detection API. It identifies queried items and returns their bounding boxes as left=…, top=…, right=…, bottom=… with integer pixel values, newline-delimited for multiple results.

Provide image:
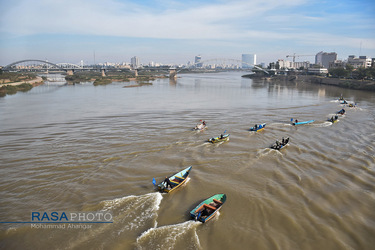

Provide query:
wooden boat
left=292, top=120, right=314, bottom=125
left=270, top=137, right=290, bottom=150
left=340, top=100, right=348, bottom=104
left=337, top=109, right=345, bottom=115
left=155, top=166, right=192, bottom=193
left=250, top=123, right=266, bottom=132
left=190, top=194, right=227, bottom=223
left=208, top=134, right=230, bottom=143
left=194, top=122, right=207, bottom=131
left=328, top=115, right=339, bottom=123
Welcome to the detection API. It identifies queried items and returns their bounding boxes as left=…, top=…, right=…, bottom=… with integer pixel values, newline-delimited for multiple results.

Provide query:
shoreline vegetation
left=242, top=73, right=375, bottom=91
left=65, top=71, right=166, bottom=87
left=0, top=71, right=167, bottom=97
left=0, top=72, right=44, bottom=97
left=1, top=69, right=375, bottom=97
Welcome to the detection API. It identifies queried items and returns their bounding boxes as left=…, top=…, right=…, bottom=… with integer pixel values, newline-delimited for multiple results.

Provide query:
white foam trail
left=312, top=121, right=333, bottom=127
left=136, top=220, right=202, bottom=250
left=183, top=177, right=191, bottom=186
left=99, top=192, right=163, bottom=233
left=272, top=149, right=284, bottom=156
left=66, top=193, right=163, bottom=249
left=256, top=148, right=272, bottom=158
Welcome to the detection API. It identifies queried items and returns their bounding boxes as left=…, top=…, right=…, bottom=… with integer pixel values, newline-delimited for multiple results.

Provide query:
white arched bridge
left=3, top=59, right=91, bottom=71
left=191, top=58, right=268, bottom=74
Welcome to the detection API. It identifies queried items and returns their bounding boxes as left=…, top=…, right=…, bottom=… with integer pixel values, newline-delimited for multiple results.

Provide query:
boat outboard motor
left=195, top=211, right=201, bottom=221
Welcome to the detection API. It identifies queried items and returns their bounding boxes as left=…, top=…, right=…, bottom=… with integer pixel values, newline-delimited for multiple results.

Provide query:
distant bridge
left=2, top=58, right=269, bottom=78
left=192, top=58, right=269, bottom=74
left=2, top=59, right=96, bottom=75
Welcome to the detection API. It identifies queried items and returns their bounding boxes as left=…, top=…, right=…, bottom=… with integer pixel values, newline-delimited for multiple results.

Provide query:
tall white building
left=242, top=54, right=256, bottom=68
left=131, top=56, right=140, bottom=68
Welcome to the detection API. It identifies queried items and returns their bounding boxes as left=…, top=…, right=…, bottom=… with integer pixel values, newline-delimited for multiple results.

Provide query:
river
left=0, top=72, right=374, bottom=249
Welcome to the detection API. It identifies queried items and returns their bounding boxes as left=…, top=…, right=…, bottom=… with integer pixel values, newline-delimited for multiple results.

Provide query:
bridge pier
left=134, top=69, right=138, bottom=77
left=169, top=69, right=177, bottom=79
left=67, top=69, right=74, bottom=76
left=101, top=69, right=106, bottom=77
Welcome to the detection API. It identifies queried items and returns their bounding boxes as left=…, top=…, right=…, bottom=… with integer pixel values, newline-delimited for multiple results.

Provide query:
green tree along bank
left=329, top=65, right=375, bottom=80
left=0, top=72, right=37, bottom=84
left=0, top=72, right=38, bottom=97
left=0, top=83, right=33, bottom=97
left=65, top=71, right=163, bottom=86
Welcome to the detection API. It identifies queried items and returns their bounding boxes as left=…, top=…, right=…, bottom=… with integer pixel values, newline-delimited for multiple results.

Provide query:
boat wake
left=256, top=148, right=283, bottom=158
left=100, top=192, right=163, bottom=230
left=312, top=121, right=333, bottom=127
left=136, top=220, right=202, bottom=250
left=66, top=193, right=163, bottom=249
left=183, top=177, right=191, bottom=186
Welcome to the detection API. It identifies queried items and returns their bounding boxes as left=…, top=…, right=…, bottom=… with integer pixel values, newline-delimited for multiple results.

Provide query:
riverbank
left=1, top=76, right=44, bottom=86
left=0, top=76, right=44, bottom=97
left=242, top=74, right=375, bottom=91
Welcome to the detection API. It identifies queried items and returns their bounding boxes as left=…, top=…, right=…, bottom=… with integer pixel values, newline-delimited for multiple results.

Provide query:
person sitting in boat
left=203, top=121, right=206, bottom=126
left=285, top=138, right=289, bottom=144
left=295, top=119, right=298, bottom=123
left=254, top=124, right=258, bottom=130
left=282, top=137, right=285, bottom=144
left=220, top=134, right=224, bottom=139
left=163, top=176, right=173, bottom=189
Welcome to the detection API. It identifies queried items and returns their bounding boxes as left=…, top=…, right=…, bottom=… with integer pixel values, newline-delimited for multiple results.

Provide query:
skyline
left=0, top=0, right=374, bottom=66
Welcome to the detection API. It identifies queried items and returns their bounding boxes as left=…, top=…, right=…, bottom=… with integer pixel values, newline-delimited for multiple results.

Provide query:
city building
left=308, top=67, right=328, bottom=74
left=329, top=60, right=346, bottom=69
left=293, top=61, right=310, bottom=69
left=347, top=55, right=372, bottom=68
left=315, top=51, right=337, bottom=69
left=131, top=56, right=140, bottom=69
left=242, top=54, right=256, bottom=68
left=276, top=59, right=292, bottom=69
left=195, top=55, right=203, bottom=68
left=276, top=59, right=309, bottom=69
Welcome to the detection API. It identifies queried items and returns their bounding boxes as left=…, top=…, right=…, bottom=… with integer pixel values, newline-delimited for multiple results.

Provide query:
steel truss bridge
left=2, top=59, right=95, bottom=72
left=191, top=58, right=269, bottom=74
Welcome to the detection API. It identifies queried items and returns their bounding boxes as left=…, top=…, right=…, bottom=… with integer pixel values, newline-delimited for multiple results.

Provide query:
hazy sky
left=0, top=0, right=374, bottom=66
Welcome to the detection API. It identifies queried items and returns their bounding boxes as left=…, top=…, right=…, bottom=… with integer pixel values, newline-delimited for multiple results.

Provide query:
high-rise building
left=195, top=55, right=203, bottom=68
left=242, top=54, right=256, bottom=68
left=131, top=56, right=140, bottom=68
left=315, top=51, right=337, bottom=68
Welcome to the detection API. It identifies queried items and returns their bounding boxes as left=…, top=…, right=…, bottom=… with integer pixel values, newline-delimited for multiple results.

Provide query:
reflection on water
left=0, top=72, right=374, bottom=249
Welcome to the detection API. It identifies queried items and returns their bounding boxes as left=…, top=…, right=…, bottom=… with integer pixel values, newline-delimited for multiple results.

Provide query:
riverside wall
left=245, top=74, right=375, bottom=91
